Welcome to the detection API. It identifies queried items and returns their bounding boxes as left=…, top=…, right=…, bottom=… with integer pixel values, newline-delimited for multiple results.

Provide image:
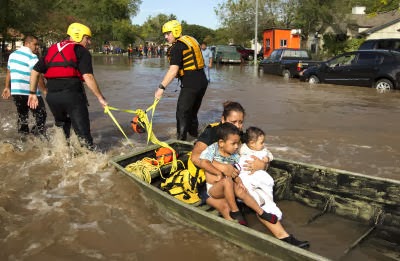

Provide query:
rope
left=124, top=158, right=160, bottom=183
left=104, top=98, right=179, bottom=174
left=124, top=157, right=186, bottom=183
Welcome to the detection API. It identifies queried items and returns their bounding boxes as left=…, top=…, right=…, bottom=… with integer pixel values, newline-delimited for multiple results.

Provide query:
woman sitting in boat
left=199, top=122, right=279, bottom=225
left=190, top=101, right=310, bottom=249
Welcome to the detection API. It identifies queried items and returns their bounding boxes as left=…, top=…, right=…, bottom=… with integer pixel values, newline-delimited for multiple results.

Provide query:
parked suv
left=300, top=50, right=400, bottom=90
left=359, top=38, right=400, bottom=52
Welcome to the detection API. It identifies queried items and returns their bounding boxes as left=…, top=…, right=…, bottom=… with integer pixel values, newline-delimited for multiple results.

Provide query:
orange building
left=262, top=28, right=301, bottom=58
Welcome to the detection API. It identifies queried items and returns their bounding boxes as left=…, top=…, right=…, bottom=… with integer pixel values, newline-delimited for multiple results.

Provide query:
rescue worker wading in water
left=155, top=20, right=208, bottom=141
left=28, top=23, right=108, bottom=149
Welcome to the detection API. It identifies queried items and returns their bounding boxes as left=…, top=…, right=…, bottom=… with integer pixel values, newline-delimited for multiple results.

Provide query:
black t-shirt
left=196, top=123, right=244, bottom=146
left=196, top=123, right=220, bottom=146
left=169, top=41, right=187, bottom=69
left=34, top=44, right=93, bottom=75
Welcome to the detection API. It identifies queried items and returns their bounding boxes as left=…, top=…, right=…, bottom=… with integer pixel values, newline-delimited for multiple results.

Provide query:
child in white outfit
left=238, top=126, right=283, bottom=220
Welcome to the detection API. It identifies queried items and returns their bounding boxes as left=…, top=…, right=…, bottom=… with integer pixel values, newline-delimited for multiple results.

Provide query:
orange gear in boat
left=131, top=116, right=145, bottom=133
left=156, top=147, right=175, bottom=164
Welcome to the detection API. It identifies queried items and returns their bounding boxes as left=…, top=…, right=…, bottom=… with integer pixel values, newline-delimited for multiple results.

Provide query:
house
left=306, top=7, right=400, bottom=55
left=262, top=28, right=301, bottom=58
left=352, top=7, right=400, bottom=39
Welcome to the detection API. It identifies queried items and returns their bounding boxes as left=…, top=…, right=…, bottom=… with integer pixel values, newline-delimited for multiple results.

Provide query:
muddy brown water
left=0, top=55, right=399, bottom=260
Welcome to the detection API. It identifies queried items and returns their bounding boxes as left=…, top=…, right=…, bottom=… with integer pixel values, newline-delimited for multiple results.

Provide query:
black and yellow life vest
left=176, top=35, right=205, bottom=77
left=160, top=152, right=205, bottom=204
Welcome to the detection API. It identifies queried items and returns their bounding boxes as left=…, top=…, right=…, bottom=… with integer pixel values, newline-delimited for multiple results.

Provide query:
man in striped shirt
left=2, top=35, right=47, bottom=135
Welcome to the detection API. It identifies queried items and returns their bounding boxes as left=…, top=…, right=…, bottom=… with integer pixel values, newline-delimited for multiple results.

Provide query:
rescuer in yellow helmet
left=155, top=20, right=208, bottom=141
left=28, top=22, right=108, bottom=149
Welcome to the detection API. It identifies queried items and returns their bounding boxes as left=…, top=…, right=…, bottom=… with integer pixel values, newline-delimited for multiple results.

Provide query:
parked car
left=259, top=48, right=320, bottom=78
left=230, top=44, right=255, bottom=61
left=359, top=38, right=400, bottom=52
left=213, top=45, right=242, bottom=64
left=299, top=50, right=400, bottom=90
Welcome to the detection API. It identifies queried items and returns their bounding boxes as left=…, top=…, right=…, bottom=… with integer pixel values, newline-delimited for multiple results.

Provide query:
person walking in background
left=154, top=20, right=208, bottom=141
left=28, top=22, right=107, bottom=150
left=2, top=35, right=47, bottom=136
left=201, top=42, right=213, bottom=82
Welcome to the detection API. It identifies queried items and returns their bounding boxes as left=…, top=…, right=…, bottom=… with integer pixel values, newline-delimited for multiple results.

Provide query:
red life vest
left=44, top=40, right=83, bottom=80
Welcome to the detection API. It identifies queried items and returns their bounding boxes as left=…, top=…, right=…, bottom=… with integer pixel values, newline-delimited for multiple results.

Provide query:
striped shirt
left=7, top=46, right=40, bottom=96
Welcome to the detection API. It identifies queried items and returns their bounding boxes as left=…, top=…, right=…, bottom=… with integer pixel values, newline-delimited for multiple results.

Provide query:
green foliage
left=0, top=0, right=142, bottom=51
left=321, top=33, right=348, bottom=57
left=183, top=24, right=215, bottom=44
left=138, top=14, right=176, bottom=43
left=344, top=38, right=365, bottom=52
left=1, top=0, right=399, bottom=55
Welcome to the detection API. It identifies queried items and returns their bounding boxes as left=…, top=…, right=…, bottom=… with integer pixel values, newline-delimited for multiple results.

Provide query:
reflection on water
left=0, top=55, right=399, bottom=260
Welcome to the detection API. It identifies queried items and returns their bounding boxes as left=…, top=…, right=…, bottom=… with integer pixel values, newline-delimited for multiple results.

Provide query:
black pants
left=12, top=95, right=47, bottom=135
left=46, top=79, right=93, bottom=148
left=176, top=70, right=208, bottom=140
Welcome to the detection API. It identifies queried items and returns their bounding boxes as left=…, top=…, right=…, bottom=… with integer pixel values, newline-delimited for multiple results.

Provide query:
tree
left=0, top=0, right=142, bottom=53
left=138, top=14, right=176, bottom=43
left=182, top=23, right=215, bottom=44
left=215, top=0, right=258, bottom=46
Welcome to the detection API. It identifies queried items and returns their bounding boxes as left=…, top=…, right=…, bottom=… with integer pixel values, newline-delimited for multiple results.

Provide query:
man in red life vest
left=28, top=23, right=107, bottom=149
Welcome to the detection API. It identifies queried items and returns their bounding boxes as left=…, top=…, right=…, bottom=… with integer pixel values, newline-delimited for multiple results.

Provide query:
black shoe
left=258, top=211, right=278, bottom=224
left=230, top=211, right=248, bottom=226
left=281, top=235, right=310, bottom=249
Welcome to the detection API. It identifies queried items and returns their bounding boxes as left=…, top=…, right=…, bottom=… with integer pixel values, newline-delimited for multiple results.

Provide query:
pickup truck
left=259, top=48, right=320, bottom=78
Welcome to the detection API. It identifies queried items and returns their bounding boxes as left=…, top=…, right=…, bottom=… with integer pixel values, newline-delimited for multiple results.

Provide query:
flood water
left=1, top=55, right=399, bottom=261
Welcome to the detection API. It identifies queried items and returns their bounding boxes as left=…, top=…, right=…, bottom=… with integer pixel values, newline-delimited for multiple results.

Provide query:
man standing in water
left=2, top=35, right=47, bottom=136
left=201, top=42, right=213, bottom=82
left=28, top=22, right=107, bottom=149
left=154, top=20, right=208, bottom=141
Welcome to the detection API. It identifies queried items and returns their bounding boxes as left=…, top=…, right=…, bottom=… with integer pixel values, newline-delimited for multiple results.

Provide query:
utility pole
left=254, top=0, right=259, bottom=66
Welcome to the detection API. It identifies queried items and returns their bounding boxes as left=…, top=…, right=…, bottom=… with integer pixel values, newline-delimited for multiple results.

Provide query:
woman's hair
left=242, top=126, right=265, bottom=144
left=222, top=101, right=245, bottom=120
left=217, top=122, right=241, bottom=141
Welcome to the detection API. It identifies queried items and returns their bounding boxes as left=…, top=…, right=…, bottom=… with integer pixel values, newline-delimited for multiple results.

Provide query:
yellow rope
left=104, top=98, right=179, bottom=175
left=124, top=158, right=160, bottom=183
left=124, top=157, right=186, bottom=183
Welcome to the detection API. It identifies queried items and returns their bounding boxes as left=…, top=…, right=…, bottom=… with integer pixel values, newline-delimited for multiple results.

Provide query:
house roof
left=349, top=9, right=400, bottom=36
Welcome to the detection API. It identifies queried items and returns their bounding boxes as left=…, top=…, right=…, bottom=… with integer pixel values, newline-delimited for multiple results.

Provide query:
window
left=266, top=39, right=270, bottom=49
left=282, top=49, right=309, bottom=59
left=327, top=53, right=356, bottom=67
left=280, top=39, right=287, bottom=47
left=356, top=52, right=380, bottom=65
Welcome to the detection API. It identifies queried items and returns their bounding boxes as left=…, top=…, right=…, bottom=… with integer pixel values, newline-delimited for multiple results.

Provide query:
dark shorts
left=198, top=183, right=209, bottom=205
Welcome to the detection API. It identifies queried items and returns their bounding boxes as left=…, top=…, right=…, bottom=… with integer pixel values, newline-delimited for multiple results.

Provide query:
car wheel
left=375, top=79, right=393, bottom=90
left=282, top=69, right=291, bottom=78
left=248, top=55, right=254, bottom=61
left=308, top=75, right=320, bottom=84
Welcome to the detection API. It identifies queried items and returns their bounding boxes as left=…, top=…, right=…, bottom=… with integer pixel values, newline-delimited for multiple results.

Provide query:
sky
left=131, top=0, right=224, bottom=30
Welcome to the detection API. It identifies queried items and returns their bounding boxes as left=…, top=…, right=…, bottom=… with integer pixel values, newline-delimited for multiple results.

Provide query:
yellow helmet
left=67, top=22, right=92, bottom=42
left=162, top=20, right=182, bottom=38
